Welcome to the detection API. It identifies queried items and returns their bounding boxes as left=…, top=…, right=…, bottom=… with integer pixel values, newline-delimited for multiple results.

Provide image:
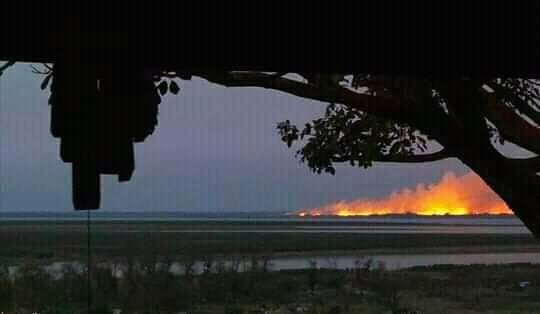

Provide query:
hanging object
left=49, top=60, right=161, bottom=210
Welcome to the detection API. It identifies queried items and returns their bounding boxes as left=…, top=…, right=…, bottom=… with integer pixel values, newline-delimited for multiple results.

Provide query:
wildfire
left=296, top=171, right=512, bottom=217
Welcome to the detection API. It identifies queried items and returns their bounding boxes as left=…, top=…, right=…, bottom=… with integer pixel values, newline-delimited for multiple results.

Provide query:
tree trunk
left=439, top=79, right=540, bottom=238
left=486, top=176, right=540, bottom=238
left=457, top=142, right=540, bottom=238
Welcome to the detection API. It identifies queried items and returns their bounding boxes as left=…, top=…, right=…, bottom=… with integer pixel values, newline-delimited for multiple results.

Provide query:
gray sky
left=0, top=63, right=469, bottom=212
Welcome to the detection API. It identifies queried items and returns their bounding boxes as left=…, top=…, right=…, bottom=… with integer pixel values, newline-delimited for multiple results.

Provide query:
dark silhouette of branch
left=195, top=71, right=540, bottom=163
left=0, top=61, right=15, bottom=76
left=196, top=72, right=464, bottom=155
left=30, top=64, right=52, bottom=75
left=331, top=149, right=451, bottom=163
left=195, top=71, right=414, bottom=122
left=482, top=91, right=540, bottom=154
left=489, top=83, right=540, bottom=126
left=506, top=155, right=540, bottom=171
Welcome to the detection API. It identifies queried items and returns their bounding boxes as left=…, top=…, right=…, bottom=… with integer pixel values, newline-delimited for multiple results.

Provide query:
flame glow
left=296, top=171, right=512, bottom=217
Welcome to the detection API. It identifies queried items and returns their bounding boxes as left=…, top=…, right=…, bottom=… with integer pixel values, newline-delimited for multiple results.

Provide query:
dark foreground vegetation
left=2, top=221, right=539, bottom=313
left=2, top=259, right=540, bottom=314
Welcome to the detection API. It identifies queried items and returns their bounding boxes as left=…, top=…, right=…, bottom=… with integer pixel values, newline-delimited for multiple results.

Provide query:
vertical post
left=73, top=159, right=100, bottom=210
left=87, top=210, right=92, bottom=313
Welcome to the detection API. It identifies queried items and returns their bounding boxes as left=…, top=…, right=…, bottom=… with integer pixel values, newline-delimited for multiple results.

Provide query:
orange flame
left=296, top=171, right=512, bottom=217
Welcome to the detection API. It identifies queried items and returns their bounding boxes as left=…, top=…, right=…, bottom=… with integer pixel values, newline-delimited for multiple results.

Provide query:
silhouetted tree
left=202, top=255, right=214, bottom=274
left=354, top=256, right=373, bottom=286
left=179, top=255, right=197, bottom=281
left=182, top=73, right=540, bottom=238
left=0, top=263, right=13, bottom=311
left=12, top=261, right=52, bottom=311
left=308, top=259, right=319, bottom=294
left=6, top=61, right=540, bottom=236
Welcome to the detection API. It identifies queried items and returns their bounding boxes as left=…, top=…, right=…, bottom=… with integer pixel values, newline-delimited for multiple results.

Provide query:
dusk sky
left=0, top=63, right=471, bottom=212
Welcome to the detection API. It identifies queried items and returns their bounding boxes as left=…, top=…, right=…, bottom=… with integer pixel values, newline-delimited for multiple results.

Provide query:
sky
left=0, top=63, right=470, bottom=212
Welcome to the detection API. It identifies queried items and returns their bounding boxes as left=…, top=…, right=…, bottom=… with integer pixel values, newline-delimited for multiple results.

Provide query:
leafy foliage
left=0, top=60, right=15, bottom=76
left=26, top=66, right=540, bottom=170
left=496, top=79, right=540, bottom=111
left=275, top=75, right=540, bottom=179
left=277, top=103, right=429, bottom=175
left=488, top=78, right=540, bottom=126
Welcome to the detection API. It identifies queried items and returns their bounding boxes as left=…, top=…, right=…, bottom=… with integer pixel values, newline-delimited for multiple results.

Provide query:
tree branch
left=0, top=61, right=15, bottom=76
left=482, top=91, right=540, bottom=154
left=489, top=83, right=540, bottom=126
left=195, top=71, right=458, bottom=147
left=195, top=71, right=414, bottom=122
left=331, top=149, right=451, bottom=163
left=506, top=155, right=540, bottom=171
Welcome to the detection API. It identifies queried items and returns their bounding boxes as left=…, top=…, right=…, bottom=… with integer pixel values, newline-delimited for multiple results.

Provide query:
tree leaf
left=157, top=81, right=168, bottom=96
left=169, top=81, right=180, bottom=94
left=388, top=143, right=399, bottom=155
left=41, top=74, right=52, bottom=90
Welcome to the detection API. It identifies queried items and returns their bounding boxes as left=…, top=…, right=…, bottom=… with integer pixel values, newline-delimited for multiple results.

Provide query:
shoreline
left=262, top=244, right=540, bottom=258
left=4, top=244, right=540, bottom=265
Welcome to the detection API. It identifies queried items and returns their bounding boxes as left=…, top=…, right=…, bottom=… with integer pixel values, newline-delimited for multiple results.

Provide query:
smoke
left=297, top=171, right=512, bottom=216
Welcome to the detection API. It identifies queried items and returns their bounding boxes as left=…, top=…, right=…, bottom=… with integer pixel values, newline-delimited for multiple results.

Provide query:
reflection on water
left=270, top=252, right=540, bottom=271
left=9, top=252, right=540, bottom=279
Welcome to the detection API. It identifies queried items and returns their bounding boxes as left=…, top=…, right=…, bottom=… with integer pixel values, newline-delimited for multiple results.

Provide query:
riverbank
left=3, top=261, right=540, bottom=313
left=2, top=219, right=540, bottom=312
left=1, top=220, right=538, bottom=263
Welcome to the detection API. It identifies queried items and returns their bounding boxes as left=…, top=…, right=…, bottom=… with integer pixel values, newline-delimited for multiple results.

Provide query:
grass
left=2, top=220, right=540, bottom=313
left=0, top=220, right=538, bottom=262
left=4, top=261, right=540, bottom=313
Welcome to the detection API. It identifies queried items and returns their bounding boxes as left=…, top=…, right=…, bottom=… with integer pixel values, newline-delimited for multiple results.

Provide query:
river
left=8, top=252, right=540, bottom=280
